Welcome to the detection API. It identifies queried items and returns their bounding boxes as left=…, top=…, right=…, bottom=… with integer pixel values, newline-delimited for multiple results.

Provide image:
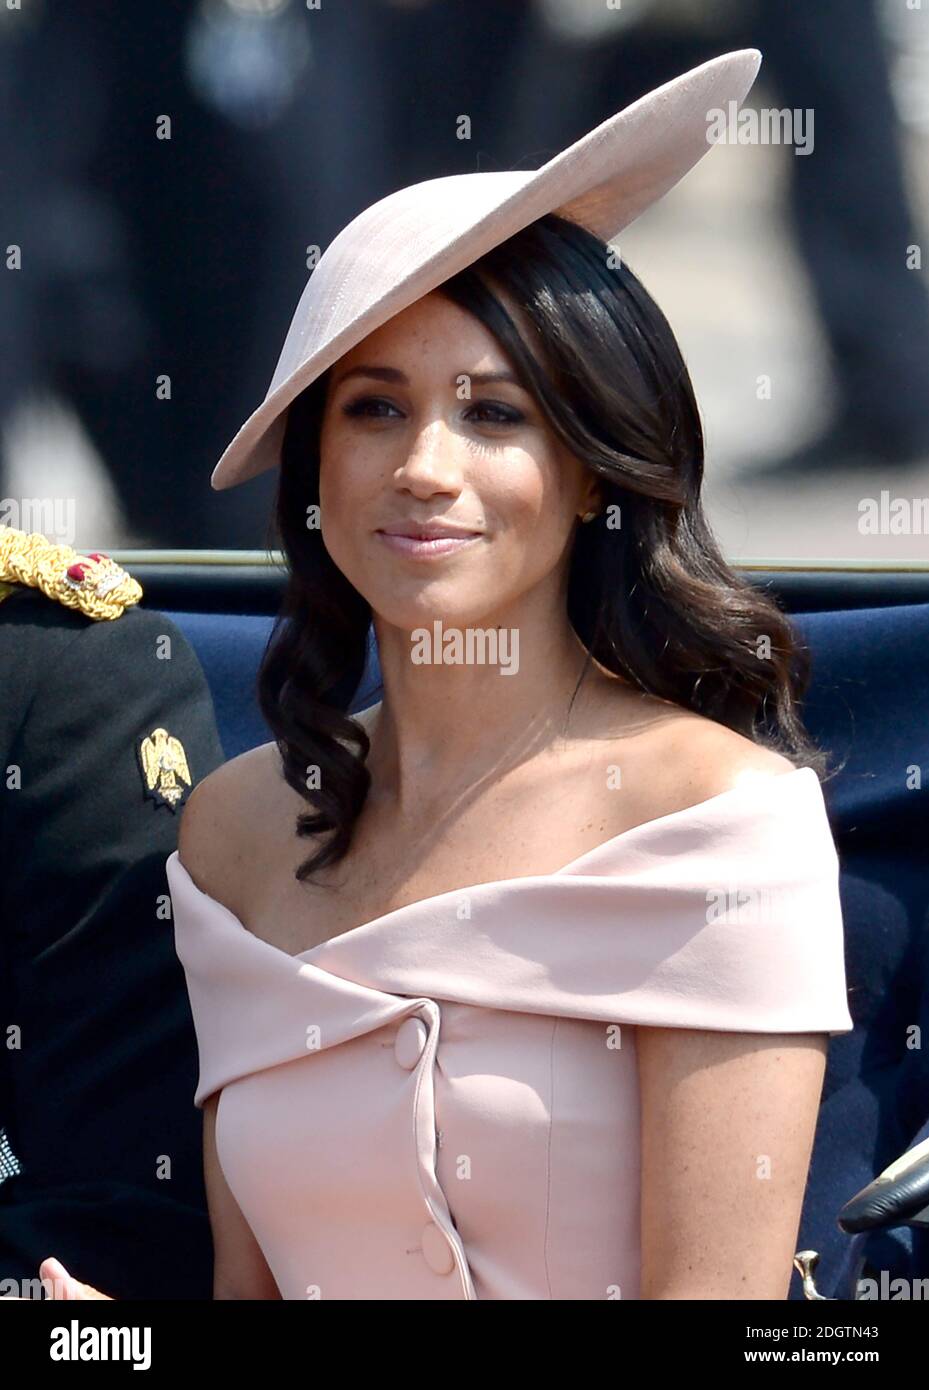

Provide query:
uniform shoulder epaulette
left=0, top=524, right=143, bottom=620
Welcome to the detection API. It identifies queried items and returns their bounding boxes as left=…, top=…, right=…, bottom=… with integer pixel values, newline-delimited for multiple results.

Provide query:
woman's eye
left=342, top=396, right=399, bottom=419
left=467, top=401, right=524, bottom=426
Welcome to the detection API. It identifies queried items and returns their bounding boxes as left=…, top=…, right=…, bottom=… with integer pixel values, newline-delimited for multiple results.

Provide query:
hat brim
left=212, top=46, right=761, bottom=491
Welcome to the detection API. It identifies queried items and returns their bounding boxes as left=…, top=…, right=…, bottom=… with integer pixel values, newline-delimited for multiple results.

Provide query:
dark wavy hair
left=257, top=211, right=835, bottom=882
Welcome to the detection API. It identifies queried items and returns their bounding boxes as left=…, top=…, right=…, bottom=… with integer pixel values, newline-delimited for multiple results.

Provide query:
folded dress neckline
left=165, top=765, right=813, bottom=966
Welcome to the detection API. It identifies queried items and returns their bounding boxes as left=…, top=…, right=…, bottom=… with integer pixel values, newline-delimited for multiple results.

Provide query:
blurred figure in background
left=506, top=0, right=929, bottom=477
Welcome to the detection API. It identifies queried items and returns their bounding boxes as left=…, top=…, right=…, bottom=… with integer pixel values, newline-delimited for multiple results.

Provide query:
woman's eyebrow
left=332, top=365, right=524, bottom=389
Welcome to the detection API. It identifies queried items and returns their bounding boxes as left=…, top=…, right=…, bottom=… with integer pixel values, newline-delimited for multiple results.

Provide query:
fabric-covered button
left=394, top=1016, right=428, bottom=1070
left=421, top=1221, right=455, bottom=1275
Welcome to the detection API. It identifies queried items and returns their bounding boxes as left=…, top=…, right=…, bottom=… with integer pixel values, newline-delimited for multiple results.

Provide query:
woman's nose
left=395, top=417, right=463, bottom=489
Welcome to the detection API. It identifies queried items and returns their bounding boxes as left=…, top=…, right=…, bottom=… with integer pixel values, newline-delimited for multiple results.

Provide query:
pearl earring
left=580, top=510, right=598, bottom=523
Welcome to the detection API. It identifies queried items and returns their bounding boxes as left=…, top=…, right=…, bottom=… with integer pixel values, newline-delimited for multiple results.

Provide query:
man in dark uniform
left=0, top=524, right=225, bottom=1298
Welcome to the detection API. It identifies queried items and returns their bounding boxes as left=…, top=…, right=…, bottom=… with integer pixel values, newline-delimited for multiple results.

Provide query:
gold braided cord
left=0, top=524, right=143, bottom=621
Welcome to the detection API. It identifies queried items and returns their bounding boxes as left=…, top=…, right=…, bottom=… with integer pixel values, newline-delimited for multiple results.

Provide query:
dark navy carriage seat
left=130, top=553, right=929, bottom=1302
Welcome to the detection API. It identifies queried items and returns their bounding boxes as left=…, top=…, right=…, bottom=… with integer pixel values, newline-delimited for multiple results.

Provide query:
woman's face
left=317, top=288, right=599, bottom=630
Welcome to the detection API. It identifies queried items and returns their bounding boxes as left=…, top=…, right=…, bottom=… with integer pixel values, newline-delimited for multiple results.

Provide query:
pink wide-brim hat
left=211, top=47, right=762, bottom=491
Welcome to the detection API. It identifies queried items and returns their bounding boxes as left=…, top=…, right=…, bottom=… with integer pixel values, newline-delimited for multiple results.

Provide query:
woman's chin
left=371, top=597, right=505, bottom=639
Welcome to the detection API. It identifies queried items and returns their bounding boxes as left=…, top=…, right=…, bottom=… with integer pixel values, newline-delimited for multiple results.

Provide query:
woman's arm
left=202, top=1092, right=282, bottom=1300
left=177, top=771, right=282, bottom=1300
left=637, top=1025, right=828, bottom=1299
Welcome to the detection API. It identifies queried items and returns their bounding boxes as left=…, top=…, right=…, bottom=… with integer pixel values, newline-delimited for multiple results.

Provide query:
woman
left=40, top=48, right=853, bottom=1301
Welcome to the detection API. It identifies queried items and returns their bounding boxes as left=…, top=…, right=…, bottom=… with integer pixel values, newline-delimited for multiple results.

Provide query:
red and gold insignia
left=138, top=727, right=192, bottom=812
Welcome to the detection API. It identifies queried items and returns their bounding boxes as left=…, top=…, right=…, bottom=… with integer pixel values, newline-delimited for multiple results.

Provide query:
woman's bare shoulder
left=640, top=709, right=798, bottom=809
left=177, top=707, right=379, bottom=915
left=176, top=741, right=288, bottom=913
left=591, top=686, right=798, bottom=822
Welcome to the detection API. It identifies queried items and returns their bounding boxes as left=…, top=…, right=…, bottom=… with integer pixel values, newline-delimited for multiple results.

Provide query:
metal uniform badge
left=138, top=727, right=192, bottom=812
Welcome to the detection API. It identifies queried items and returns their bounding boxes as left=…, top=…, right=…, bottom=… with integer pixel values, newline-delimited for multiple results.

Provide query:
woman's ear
left=577, top=481, right=603, bottom=522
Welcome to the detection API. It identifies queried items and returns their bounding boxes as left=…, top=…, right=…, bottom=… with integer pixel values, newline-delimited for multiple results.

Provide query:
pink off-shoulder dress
left=166, top=765, right=854, bottom=1300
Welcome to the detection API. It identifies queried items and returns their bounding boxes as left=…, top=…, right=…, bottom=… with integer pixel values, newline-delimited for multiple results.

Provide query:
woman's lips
left=375, top=531, right=482, bottom=558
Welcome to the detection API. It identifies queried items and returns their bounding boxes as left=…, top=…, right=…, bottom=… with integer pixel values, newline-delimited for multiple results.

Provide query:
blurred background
left=2, top=0, right=928, bottom=562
